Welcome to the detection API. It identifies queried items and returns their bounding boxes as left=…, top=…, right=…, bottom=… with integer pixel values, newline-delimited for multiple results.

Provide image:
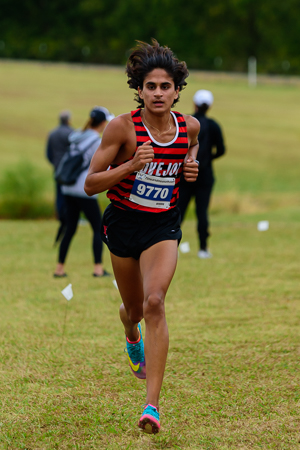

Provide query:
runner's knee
left=121, top=303, right=143, bottom=324
left=143, top=293, right=165, bottom=317
left=127, top=311, right=143, bottom=323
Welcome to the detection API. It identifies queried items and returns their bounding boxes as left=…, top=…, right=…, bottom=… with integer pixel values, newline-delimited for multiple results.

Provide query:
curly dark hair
left=126, top=39, right=189, bottom=108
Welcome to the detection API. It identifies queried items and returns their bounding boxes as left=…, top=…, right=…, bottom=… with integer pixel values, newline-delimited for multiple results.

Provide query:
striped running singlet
left=106, top=109, right=189, bottom=213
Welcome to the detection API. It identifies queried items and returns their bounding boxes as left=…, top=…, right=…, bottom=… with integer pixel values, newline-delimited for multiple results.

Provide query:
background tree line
left=1, top=0, right=300, bottom=74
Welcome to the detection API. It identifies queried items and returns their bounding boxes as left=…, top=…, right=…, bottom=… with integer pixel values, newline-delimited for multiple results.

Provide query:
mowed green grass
left=0, top=212, right=300, bottom=449
left=0, top=61, right=300, bottom=449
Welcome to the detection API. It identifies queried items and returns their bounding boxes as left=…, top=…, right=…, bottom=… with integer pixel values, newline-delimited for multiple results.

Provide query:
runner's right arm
left=84, top=115, right=154, bottom=196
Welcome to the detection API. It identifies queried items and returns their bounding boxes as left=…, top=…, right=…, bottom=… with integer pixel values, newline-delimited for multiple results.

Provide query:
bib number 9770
left=129, top=172, right=175, bottom=209
left=136, top=184, right=169, bottom=199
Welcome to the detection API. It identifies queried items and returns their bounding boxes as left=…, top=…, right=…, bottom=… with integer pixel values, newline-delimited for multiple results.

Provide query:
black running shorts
left=101, top=203, right=182, bottom=259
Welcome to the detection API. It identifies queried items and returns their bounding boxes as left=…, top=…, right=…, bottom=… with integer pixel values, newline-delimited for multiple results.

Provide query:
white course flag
left=257, top=220, right=269, bottom=231
left=179, top=242, right=190, bottom=253
left=61, top=284, right=73, bottom=301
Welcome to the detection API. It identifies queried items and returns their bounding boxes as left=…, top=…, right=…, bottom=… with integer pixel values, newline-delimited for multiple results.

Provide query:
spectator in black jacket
left=178, top=90, right=226, bottom=258
left=46, top=110, right=73, bottom=243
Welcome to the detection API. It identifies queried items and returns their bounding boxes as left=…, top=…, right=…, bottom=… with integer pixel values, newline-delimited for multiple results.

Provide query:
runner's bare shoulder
left=100, top=112, right=136, bottom=164
left=184, top=114, right=200, bottom=136
left=100, top=113, right=135, bottom=146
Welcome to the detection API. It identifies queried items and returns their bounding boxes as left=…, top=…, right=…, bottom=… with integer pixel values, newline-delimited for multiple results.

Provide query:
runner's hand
left=183, top=157, right=199, bottom=182
left=131, top=140, right=154, bottom=172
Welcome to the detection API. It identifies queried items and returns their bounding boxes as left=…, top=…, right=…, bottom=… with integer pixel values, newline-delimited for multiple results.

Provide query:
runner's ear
left=138, top=87, right=144, bottom=99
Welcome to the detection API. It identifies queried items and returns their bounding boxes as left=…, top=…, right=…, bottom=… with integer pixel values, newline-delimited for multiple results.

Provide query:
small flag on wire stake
left=59, top=284, right=73, bottom=349
left=61, top=284, right=73, bottom=301
left=257, top=221, right=269, bottom=231
left=179, top=242, right=190, bottom=253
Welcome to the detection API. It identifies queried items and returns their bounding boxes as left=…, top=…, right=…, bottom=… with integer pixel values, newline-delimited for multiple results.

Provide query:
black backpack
left=55, top=137, right=98, bottom=186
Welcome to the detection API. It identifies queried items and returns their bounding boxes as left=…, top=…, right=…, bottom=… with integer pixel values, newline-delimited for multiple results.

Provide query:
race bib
left=129, top=172, right=175, bottom=209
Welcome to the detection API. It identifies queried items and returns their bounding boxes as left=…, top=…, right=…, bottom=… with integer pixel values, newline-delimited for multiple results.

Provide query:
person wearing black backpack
left=177, top=90, right=226, bottom=258
left=53, top=106, right=114, bottom=278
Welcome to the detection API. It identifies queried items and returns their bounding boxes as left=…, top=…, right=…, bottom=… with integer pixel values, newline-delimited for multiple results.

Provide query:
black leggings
left=58, top=195, right=103, bottom=264
left=177, top=177, right=214, bottom=251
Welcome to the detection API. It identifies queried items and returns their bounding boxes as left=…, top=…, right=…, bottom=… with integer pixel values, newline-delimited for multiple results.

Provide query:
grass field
left=0, top=61, right=300, bottom=449
left=1, top=212, right=300, bottom=449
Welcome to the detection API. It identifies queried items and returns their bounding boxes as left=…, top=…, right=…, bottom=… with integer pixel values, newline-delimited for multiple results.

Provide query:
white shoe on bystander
left=198, top=250, right=212, bottom=259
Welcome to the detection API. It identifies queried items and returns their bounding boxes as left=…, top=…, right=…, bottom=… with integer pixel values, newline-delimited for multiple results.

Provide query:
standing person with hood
left=53, top=107, right=114, bottom=278
left=178, top=90, right=226, bottom=258
left=46, top=110, right=73, bottom=243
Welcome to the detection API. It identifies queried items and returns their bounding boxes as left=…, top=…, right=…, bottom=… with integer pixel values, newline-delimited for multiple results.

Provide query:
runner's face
left=138, top=69, right=179, bottom=113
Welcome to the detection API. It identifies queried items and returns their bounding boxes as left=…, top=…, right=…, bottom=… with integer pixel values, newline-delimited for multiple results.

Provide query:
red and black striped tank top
left=106, top=108, right=189, bottom=213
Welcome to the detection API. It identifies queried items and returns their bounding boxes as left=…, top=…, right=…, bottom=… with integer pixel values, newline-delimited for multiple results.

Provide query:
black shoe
left=53, top=273, right=67, bottom=278
left=93, top=270, right=111, bottom=278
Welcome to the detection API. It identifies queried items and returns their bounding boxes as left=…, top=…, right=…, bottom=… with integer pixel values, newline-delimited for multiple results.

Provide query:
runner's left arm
left=182, top=115, right=200, bottom=182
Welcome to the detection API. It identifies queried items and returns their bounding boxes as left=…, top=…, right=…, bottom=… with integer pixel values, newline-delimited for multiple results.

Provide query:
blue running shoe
left=138, top=404, right=160, bottom=434
left=126, top=323, right=146, bottom=379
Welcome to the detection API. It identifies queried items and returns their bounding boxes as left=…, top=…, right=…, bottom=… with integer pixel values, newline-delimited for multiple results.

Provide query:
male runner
left=85, top=39, right=199, bottom=434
